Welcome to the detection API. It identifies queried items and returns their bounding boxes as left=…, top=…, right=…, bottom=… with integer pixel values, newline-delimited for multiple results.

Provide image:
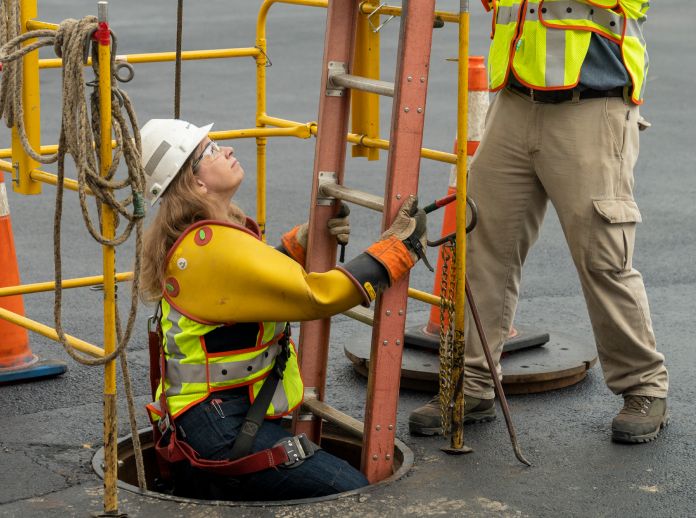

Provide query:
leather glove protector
left=380, top=195, right=427, bottom=262
left=281, top=202, right=351, bottom=264
left=365, top=195, right=427, bottom=284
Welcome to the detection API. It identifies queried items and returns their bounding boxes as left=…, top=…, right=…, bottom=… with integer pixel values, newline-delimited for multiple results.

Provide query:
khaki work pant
left=463, top=87, right=669, bottom=400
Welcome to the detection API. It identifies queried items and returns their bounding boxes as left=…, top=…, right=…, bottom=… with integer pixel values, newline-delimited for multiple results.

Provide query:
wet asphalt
left=0, top=1, right=694, bottom=517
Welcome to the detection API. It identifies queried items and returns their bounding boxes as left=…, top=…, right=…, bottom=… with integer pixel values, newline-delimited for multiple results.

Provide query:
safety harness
left=147, top=308, right=317, bottom=481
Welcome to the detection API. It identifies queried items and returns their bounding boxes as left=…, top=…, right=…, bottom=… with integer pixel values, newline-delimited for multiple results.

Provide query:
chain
left=438, top=241, right=456, bottom=436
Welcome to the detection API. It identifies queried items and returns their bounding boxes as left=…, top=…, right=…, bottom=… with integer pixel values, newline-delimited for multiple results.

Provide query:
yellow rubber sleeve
left=162, top=221, right=368, bottom=324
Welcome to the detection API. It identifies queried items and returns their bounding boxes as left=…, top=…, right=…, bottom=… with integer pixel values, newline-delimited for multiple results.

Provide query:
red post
left=294, top=0, right=360, bottom=442
left=361, top=0, right=437, bottom=483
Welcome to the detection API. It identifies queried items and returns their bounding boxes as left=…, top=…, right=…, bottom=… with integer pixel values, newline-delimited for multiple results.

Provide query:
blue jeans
left=173, top=390, right=369, bottom=501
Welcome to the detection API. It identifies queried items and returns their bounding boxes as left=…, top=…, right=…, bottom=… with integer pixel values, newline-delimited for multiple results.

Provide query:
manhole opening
left=93, top=421, right=413, bottom=506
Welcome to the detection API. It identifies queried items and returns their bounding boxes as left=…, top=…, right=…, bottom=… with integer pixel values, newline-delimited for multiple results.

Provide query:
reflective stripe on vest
left=151, top=300, right=303, bottom=420
left=488, top=0, right=649, bottom=103
left=250, top=342, right=304, bottom=416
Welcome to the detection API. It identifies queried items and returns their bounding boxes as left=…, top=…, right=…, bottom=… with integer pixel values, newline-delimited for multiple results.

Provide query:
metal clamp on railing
left=364, top=1, right=396, bottom=33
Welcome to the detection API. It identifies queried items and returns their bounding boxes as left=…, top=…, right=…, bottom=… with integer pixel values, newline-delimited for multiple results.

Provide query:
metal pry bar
left=465, top=278, right=532, bottom=467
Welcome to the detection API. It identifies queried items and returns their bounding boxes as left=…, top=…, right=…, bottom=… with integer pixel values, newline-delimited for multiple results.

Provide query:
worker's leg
left=534, top=96, right=668, bottom=398
left=460, top=88, right=549, bottom=400
left=175, top=391, right=368, bottom=500
left=410, top=89, right=549, bottom=435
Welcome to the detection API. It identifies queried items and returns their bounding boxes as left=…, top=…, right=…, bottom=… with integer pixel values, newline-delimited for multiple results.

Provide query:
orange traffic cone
left=0, top=174, right=66, bottom=383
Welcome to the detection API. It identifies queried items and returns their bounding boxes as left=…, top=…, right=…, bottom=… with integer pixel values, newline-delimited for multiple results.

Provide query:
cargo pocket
left=590, top=199, right=642, bottom=272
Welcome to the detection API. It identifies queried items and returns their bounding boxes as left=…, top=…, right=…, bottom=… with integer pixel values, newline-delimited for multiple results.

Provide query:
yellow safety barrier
left=97, top=13, right=118, bottom=508
left=2, top=0, right=457, bottom=269
left=36, top=48, right=262, bottom=69
left=10, top=0, right=41, bottom=195
left=0, top=126, right=308, bottom=159
left=3, top=0, right=460, bottom=230
left=0, top=272, right=133, bottom=297
left=351, top=9, right=380, bottom=161
left=0, top=307, right=105, bottom=357
left=1, top=158, right=88, bottom=192
left=0, top=0, right=461, bottom=391
left=257, top=114, right=458, bottom=164
left=408, top=288, right=442, bottom=307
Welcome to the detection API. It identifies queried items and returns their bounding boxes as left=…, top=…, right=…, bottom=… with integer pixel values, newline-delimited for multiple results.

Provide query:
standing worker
left=410, top=0, right=669, bottom=443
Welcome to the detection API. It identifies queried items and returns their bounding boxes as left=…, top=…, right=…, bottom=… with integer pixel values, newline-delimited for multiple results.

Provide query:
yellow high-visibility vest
left=148, top=300, right=304, bottom=421
left=484, top=0, right=650, bottom=103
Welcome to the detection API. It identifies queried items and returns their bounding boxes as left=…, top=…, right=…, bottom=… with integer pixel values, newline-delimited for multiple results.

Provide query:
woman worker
left=139, top=119, right=426, bottom=501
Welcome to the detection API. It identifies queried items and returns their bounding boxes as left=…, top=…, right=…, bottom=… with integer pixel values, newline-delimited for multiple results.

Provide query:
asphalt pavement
left=1, top=1, right=694, bottom=517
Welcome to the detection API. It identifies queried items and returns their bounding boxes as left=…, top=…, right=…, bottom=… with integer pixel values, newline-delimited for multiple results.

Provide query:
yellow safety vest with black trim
left=485, top=0, right=649, bottom=103
left=148, top=299, right=304, bottom=422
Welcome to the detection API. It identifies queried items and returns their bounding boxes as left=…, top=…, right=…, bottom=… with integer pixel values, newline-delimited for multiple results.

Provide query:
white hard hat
left=141, top=119, right=214, bottom=205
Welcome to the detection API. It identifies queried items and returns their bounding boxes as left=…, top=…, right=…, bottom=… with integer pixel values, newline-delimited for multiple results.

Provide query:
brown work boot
left=611, top=395, right=669, bottom=444
left=408, top=394, right=496, bottom=436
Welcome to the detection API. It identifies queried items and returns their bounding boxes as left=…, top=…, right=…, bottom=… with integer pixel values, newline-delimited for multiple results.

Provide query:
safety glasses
left=192, top=140, right=221, bottom=172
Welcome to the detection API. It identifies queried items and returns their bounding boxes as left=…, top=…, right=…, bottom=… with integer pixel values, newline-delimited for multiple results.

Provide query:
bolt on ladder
left=294, top=0, right=437, bottom=483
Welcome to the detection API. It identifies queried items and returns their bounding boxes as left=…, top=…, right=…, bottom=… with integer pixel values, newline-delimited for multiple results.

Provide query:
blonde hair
left=140, top=157, right=246, bottom=303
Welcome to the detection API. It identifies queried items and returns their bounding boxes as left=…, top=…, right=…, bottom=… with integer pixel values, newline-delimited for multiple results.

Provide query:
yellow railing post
left=255, top=135, right=268, bottom=239
left=11, top=0, right=42, bottom=195
left=255, top=17, right=269, bottom=239
left=451, top=0, right=471, bottom=452
left=96, top=1, right=118, bottom=513
left=351, top=9, right=380, bottom=161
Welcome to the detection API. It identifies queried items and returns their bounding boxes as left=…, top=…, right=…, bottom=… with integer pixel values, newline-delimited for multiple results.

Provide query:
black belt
left=508, top=83, right=625, bottom=103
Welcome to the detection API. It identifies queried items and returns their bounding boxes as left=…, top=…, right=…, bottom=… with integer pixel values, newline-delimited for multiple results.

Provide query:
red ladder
left=294, top=0, right=437, bottom=483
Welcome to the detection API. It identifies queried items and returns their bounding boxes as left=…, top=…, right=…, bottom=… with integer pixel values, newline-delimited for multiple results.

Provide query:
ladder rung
left=319, top=182, right=385, bottom=212
left=330, top=73, right=395, bottom=97
left=301, top=397, right=364, bottom=439
left=343, top=306, right=374, bottom=326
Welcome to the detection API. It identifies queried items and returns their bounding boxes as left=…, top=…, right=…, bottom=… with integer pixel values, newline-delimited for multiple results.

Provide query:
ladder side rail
left=361, top=0, right=437, bottom=483
left=293, top=0, right=361, bottom=442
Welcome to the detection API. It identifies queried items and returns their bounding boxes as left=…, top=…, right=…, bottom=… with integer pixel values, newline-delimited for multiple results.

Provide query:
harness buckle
left=148, top=314, right=159, bottom=333
left=157, top=414, right=174, bottom=435
left=277, top=433, right=316, bottom=468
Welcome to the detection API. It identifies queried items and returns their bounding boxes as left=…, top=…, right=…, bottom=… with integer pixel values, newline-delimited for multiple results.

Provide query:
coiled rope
left=0, top=3, right=147, bottom=489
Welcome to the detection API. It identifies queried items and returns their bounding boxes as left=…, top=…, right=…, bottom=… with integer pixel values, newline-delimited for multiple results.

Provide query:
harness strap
left=168, top=431, right=291, bottom=477
left=159, top=427, right=318, bottom=477
left=147, top=302, right=163, bottom=401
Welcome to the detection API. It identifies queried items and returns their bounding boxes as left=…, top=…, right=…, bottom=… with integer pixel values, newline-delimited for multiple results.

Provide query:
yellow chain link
left=439, top=242, right=456, bottom=435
